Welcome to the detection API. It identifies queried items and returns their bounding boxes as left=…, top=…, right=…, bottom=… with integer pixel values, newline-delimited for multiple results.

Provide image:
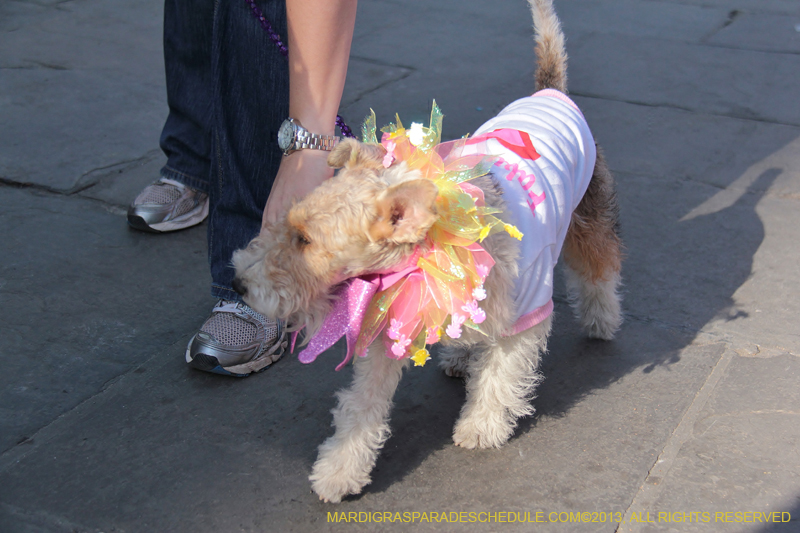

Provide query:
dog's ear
left=370, top=179, right=439, bottom=243
left=328, top=139, right=386, bottom=171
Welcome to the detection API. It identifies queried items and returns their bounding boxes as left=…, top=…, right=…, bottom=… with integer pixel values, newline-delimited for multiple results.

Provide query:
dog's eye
left=294, top=232, right=310, bottom=247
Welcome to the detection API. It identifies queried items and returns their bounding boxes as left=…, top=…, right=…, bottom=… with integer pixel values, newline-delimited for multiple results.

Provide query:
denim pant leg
left=158, top=0, right=214, bottom=193
left=208, top=0, right=289, bottom=301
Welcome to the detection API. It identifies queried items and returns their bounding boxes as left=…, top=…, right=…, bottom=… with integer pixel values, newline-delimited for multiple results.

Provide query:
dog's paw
left=311, top=479, right=359, bottom=504
left=453, top=415, right=514, bottom=449
left=309, top=442, right=372, bottom=503
left=585, top=319, right=619, bottom=341
left=310, top=469, right=366, bottom=504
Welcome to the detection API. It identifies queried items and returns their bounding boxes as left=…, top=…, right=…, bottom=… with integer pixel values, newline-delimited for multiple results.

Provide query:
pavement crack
left=73, top=150, right=161, bottom=193
left=700, top=41, right=800, bottom=57
left=9, top=0, right=75, bottom=9
left=700, top=9, right=742, bottom=41
left=616, top=345, right=735, bottom=532
left=0, top=150, right=159, bottom=210
left=653, top=0, right=796, bottom=17
left=349, top=54, right=417, bottom=72
left=0, top=176, right=126, bottom=214
left=2, top=60, right=71, bottom=70
left=703, top=409, right=800, bottom=420
left=0, top=339, right=175, bottom=464
left=0, top=501, right=90, bottom=532
left=345, top=69, right=415, bottom=108
left=0, top=176, right=72, bottom=195
left=23, top=61, right=72, bottom=70
left=722, top=9, right=742, bottom=29
left=570, top=92, right=800, bottom=128
left=342, top=56, right=416, bottom=108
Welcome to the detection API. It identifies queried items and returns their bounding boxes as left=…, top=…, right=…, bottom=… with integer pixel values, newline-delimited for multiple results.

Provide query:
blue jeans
left=159, top=0, right=289, bottom=302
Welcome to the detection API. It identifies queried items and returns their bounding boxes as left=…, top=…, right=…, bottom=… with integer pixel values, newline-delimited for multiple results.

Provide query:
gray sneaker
left=128, top=177, right=209, bottom=233
left=185, top=301, right=288, bottom=377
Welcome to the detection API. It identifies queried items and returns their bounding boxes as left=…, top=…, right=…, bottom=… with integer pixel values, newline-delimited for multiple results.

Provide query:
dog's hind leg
left=452, top=318, right=551, bottom=449
left=562, top=147, right=623, bottom=340
left=310, top=344, right=408, bottom=503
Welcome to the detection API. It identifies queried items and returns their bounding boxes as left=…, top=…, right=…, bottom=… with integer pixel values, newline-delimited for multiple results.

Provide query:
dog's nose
left=232, top=276, right=247, bottom=296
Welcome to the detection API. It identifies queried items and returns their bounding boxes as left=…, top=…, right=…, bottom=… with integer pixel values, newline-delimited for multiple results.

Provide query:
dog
left=232, top=0, right=623, bottom=503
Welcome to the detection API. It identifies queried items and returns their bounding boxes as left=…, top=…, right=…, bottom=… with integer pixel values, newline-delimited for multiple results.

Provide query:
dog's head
left=232, top=138, right=439, bottom=336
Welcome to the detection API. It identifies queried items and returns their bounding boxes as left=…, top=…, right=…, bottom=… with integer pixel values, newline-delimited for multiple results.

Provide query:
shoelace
left=212, top=301, right=241, bottom=315
left=213, top=301, right=276, bottom=330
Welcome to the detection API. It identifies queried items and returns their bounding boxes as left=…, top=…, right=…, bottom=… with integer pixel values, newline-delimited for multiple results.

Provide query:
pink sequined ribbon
left=296, top=257, right=420, bottom=370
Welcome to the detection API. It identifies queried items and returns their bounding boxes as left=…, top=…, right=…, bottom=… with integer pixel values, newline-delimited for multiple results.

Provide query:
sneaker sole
left=127, top=200, right=209, bottom=233
left=184, top=336, right=287, bottom=377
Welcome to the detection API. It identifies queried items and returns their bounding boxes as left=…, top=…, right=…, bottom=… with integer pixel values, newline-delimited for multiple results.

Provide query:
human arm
left=262, top=0, right=358, bottom=225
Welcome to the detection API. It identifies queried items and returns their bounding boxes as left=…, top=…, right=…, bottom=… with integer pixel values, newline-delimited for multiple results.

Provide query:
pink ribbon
left=296, top=256, right=420, bottom=370
left=465, top=129, right=541, bottom=162
left=297, top=276, right=380, bottom=370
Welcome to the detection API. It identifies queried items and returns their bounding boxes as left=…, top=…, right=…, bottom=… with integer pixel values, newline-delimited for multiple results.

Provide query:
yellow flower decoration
left=411, top=349, right=431, bottom=367
left=478, top=225, right=491, bottom=242
left=504, top=224, right=524, bottom=240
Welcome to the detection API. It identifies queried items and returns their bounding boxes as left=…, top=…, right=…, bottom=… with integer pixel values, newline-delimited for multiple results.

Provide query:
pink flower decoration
left=476, top=264, right=490, bottom=281
left=425, top=326, right=441, bottom=344
left=462, top=300, right=486, bottom=324
left=446, top=313, right=466, bottom=339
left=387, top=318, right=403, bottom=340
left=391, top=334, right=411, bottom=357
left=382, top=141, right=396, bottom=168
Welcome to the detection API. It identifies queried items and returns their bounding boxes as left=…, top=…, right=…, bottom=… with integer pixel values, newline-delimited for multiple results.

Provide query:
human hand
left=262, top=149, right=334, bottom=226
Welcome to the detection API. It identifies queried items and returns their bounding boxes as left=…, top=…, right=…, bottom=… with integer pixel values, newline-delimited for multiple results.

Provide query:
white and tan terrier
left=233, top=0, right=623, bottom=503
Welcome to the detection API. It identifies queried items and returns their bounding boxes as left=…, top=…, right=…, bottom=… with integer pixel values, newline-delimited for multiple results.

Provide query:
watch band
left=294, top=128, right=340, bottom=151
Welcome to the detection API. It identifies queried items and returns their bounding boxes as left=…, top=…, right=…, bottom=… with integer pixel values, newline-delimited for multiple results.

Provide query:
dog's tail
left=529, top=0, right=568, bottom=93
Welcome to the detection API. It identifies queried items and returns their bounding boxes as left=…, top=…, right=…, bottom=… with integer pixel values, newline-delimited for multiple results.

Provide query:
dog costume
left=297, top=89, right=596, bottom=367
left=464, top=88, right=596, bottom=333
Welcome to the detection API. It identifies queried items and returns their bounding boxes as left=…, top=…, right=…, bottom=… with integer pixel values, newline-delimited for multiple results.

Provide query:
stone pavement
left=1, top=0, right=799, bottom=531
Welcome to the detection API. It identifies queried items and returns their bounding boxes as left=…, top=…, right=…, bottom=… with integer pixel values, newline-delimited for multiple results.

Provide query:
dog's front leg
left=310, top=344, right=408, bottom=503
left=453, top=318, right=551, bottom=449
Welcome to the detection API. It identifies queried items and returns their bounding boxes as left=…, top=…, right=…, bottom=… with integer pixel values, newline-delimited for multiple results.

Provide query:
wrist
left=287, top=111, right=338, bottom=137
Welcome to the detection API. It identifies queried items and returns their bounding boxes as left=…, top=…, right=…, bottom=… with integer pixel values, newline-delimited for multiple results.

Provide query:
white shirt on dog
left=462, top=89, right=596, bottom=334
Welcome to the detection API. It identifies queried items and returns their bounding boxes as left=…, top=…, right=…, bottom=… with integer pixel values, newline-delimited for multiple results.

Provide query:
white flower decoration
left=472, top=286, right=487, bottom=301
left=407, top=123, right=425, bottom=147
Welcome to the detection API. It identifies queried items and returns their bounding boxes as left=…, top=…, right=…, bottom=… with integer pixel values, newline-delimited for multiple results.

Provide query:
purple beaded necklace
left=244, top=0, right=355, bottom=139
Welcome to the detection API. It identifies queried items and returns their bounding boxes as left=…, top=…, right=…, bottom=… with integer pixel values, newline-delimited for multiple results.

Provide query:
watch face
left=278, top=119, right=294, bottom=150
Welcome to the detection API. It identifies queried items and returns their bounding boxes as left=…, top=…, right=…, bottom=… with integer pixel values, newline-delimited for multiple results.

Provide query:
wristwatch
left=277, top=118, right=339, bottom=156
